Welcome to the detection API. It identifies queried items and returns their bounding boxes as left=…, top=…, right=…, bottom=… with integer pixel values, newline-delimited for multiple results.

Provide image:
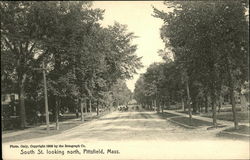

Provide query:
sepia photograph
left=1, top=1, right=249, bottom=159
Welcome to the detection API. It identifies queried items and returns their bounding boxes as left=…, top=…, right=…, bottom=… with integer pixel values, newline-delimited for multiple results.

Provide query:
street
left=3, top=111, right=249, bottom=159
left=6, top=111, right=225, bottom=142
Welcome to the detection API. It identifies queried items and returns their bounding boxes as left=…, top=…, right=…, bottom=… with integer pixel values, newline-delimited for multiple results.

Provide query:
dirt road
left=2, top=111, right=249, bottom=159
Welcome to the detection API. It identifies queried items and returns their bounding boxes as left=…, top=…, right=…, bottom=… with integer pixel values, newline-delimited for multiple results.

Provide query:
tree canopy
left=134, top=1, right=249, bottom=128
left=1, top=1, right=141, bottom=128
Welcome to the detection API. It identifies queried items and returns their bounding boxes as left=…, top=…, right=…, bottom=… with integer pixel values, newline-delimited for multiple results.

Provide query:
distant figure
left=59, top=111, right=63, bottom=118
left=76, top=108, right=79, bottom=118
left=36, top=111, right=42, bottom=123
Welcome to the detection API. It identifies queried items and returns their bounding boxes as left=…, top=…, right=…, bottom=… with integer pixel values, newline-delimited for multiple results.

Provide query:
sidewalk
left=163, top=110, right=250, bottom=138
left=2, top=117, right=79, bottom=139
left=2, top=112, right=101, bottom=141
left=164, top=110, right=232, bottom=126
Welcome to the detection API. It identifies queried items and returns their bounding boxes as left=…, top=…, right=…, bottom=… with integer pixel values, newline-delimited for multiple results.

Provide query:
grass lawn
left=157, top=112, right=180, bottom=118
left=2, top=120, right=82, bottom=143
left=2, top=113, right=82, bottom=134
left=177, top=110, right=249, bottom=123
left=2, top=111, right=110, bottom=143
left=170, top=116, right=214, bottom=127
left=217, top=125, right=250, bottom=140
left=202, top=112, right=249, bottom=123
left=158, top=112, right=214, bottom=128
left=223, top=125, right=250, bottom=135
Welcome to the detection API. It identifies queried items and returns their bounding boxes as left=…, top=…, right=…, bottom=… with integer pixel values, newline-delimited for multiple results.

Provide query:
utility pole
left=42, top=61, right=50, bottom=132
left=35, top=61, right=50, bottom=131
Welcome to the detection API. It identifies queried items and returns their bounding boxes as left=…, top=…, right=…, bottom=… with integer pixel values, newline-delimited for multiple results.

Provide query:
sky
left=92, top=1, right=168, bottom=92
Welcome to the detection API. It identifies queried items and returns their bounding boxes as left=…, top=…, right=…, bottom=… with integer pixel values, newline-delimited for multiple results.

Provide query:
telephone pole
left=42, top=61, right=50, bottom=132
left=34, top=61, right=50, bottom=131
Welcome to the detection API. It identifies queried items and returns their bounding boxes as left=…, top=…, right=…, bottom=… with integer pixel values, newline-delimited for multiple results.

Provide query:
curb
left=220, top=130, right=250, bottom=138
left=167, top=118, right=197, bottom=129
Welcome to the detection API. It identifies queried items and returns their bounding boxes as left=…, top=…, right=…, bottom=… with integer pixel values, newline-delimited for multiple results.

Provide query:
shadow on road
left=158, top=112, right=217, bottom=128
left=157, top=112, right=180, bottom=118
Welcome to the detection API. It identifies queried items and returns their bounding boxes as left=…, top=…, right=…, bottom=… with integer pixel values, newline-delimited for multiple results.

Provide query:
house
left=1, top=93, right=18, bottom=105
left=1, top=93, right=19, bottom=117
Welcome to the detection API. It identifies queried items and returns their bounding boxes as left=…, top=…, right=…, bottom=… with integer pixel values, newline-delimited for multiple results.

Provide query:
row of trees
left=1, top=2, right=141, bottom=129
left=134, top=1, right=249, bottom=129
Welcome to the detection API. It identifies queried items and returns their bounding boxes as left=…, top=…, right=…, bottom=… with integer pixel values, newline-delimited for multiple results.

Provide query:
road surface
left=3, top=111, right=249, bottom=159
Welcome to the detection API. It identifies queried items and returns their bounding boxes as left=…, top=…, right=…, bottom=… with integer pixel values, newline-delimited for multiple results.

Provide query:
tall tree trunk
left=197, top=100, right=201, bottom=113
left=161, top=102, right=164, bottom=113
left=200, top=100, right=203, bottom=113
left=210, top=64, right=217, bottom=127
left=205, top=95, right=208, bottom=113
left=192, top=99, right=197, bottom=113
left=97, top=101, right=99, bottom=116
left=19, top=74, right=27, bottom=129
left=184, top=99, right=187, bottom=112
left=217, top=90, right=222, bottom=113
left=186, top=80, right=192, bottom=125
left=80, top=99, right=84, bottom=122
left=159, top=101, right=161, bottom=113
left=196, top=100, right=199, bottom=113
left=211, top=88, right=217, bottom=128
left=181, top=97, right=185, bottom=111
left=89, top=99, right=92, bottom=113
left=229, top=79, right=238, bottom=129
left=55, top=96, right=59, bottom=130
left=154, top=99, right=157, bottom=112
left=156, top=99, right=159, bottom=113
left=226, top=56, right=238, bottom=129
left=85, top=99, right=87, bottom=113
left=218, top=98, right=222, bottom=113
left=159, top=101, right=162, bottom=113
left=168, top=97, right=171, bottom=109
left=54, top=53, right=62, bottom=125
left=162, top=101, right=165, bottom=112
left=151, top=100, right=154, bottom=111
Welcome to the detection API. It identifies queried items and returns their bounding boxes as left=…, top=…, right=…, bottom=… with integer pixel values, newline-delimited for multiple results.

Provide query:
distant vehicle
left=136, top=106, right=139, bottom=110
left=118, top=105, right=128, bottom=112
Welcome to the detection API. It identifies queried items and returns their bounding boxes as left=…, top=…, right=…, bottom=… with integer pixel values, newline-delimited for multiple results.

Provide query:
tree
left=1, top=1, right=142, bottom=129
left=153, top=1, right=249, bottom=128
left=1, top=2, right=48, bottom=128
